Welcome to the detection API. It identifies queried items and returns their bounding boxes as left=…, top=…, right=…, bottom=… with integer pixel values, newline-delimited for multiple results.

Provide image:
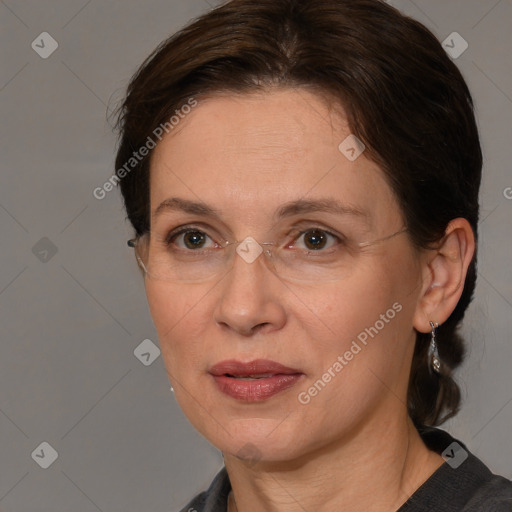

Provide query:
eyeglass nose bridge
left=226, top=236, right=276, bottom=265
left=221, top=236, right=283, bottom=282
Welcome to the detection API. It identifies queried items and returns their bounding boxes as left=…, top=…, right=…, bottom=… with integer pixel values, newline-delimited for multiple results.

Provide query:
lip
left=210, top=359, right=302, bottom=377
left=209, top=359, right=304, bottom=402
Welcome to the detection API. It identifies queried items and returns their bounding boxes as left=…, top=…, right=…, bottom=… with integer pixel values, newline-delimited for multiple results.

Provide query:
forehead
left=149, top=89, right=402, bottom=231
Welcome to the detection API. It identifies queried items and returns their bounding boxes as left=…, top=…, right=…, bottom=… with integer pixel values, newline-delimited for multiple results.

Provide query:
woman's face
left=145, top=89, right=425, bottom=463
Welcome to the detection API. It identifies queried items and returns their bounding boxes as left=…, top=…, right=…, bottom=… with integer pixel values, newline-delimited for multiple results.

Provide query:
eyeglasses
left=128, top=226, right=408, bottom=284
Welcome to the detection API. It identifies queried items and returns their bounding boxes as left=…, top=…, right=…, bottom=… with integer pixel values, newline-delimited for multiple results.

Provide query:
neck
left=224, top=416, right=443, bottom=512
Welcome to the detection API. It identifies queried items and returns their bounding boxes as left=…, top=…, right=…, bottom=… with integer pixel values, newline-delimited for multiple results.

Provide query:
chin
left=211, top=418, right=311, bottom=464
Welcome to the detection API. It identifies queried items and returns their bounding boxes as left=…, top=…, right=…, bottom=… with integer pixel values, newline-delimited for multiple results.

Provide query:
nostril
left=249, top=322, right=270, bottom=335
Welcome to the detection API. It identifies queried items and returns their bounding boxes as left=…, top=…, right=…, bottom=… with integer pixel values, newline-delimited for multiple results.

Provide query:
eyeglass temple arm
left=357, top=227, right=408, bottom=248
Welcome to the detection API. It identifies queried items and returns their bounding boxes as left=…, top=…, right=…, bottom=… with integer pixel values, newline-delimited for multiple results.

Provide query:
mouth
left=210, top=359, right=302, bottom=376
left=224, top=373, right=278, bottom=380
left=209, top=359, right=304, bottom=401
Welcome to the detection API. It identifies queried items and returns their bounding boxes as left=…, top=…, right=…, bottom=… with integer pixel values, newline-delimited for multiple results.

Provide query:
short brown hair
left=114, top=0, right=482, bottom=426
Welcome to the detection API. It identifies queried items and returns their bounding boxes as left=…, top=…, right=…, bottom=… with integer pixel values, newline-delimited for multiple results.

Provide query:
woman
left=114, top=0, right=511, bottom=510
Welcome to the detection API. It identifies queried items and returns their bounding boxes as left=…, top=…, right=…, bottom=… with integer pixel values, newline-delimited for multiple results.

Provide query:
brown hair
left=114, top=0, right=482, bottom=426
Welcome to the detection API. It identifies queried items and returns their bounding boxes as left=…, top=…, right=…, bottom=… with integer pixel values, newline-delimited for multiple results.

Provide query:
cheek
left=292, top=249, right=419, bottom=373
left=289, top=267, right=397, bottom=340
left=145, top=281, right=211, bottom=371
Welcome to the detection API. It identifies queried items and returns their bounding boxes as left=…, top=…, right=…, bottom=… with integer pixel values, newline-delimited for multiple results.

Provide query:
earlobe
left=413, top=218, right=475, bottom=333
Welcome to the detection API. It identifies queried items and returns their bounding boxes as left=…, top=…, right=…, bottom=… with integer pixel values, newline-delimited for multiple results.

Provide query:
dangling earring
left=428, top=321, right=441, bottom=374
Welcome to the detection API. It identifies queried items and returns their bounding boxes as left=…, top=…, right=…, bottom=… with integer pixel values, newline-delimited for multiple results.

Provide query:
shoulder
left=462, top=474, right=512, bottom=511
left=402, top=426, right=512, bottom=512
left=176, top=466, right=231, bottom=512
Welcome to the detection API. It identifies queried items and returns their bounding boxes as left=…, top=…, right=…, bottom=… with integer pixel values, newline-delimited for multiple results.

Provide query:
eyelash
left=163, top=224, right=344, bottom=252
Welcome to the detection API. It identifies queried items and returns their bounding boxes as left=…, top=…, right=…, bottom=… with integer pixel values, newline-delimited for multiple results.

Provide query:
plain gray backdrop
left=1, top=1, right=511, bottom=511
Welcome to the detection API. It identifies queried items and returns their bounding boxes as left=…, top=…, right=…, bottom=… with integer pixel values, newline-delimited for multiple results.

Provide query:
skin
left=143, top=88, right=475, bottom=512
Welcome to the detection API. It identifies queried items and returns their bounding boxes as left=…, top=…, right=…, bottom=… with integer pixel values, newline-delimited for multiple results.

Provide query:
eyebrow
left=153, top=197, right=221, bottom=219
left=153, top=197, right=369, bottom=223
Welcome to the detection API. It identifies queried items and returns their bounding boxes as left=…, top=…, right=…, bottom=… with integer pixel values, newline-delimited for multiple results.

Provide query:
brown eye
left=303, top=229, right=328, bottom=250
left=165, top=227, right=215, bottom=251
left=183, top=230, right=207, bottom=249
left=288, top=227, right=342, bottom=253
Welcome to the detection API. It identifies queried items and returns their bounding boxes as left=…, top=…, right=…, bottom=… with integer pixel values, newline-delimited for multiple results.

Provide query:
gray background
left=0, top=1, right=510, bottom=511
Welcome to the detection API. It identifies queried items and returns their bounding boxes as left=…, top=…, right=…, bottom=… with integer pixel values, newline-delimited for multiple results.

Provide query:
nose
left=213, top=242, right=287, bottom=336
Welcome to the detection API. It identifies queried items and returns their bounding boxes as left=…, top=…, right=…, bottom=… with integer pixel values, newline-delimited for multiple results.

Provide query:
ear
left=413, top=218, right=475, bottom=333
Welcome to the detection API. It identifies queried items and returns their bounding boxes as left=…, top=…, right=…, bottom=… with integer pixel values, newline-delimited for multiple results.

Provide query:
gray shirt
left=178, top=427, right=512, bottom=511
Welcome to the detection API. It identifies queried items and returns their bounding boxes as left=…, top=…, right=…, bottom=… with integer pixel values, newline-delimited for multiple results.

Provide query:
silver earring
left=428, top=321, right=441, bottom=374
